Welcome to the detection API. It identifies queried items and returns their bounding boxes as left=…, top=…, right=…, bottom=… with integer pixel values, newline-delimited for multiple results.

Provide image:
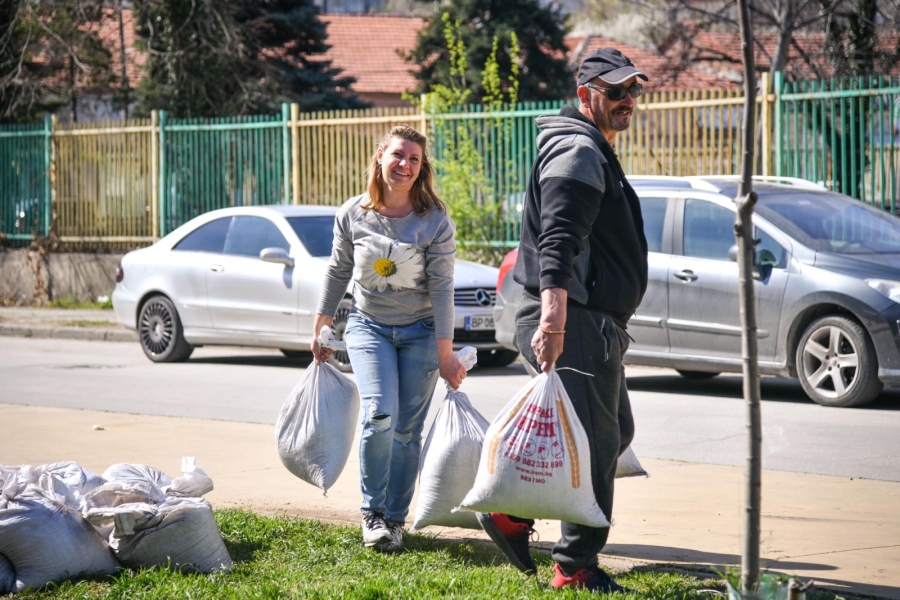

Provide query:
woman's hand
left=311, top=314, right=335, bottom=364
left=437, top=338, right=466, bottom=389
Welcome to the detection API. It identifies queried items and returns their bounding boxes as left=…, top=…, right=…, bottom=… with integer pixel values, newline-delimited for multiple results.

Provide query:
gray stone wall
left=0, top=250, right=123, bottom=305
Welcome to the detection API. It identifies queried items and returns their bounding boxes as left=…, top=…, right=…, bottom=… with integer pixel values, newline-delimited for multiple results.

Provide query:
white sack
left=99, top=497, right=232, bottom=573
left=0, top=495, right=119, bottom=593
left=0, top=553, right=15, bottom=595
left=32, top=461, right=106, bottom=510
left=164, top=457, right=214, bottom=498
left=456, top=370, right=610, bottom=527
left=413, top=389, right=489, bottom=531
left=102, top=463, right=172, bottom=489
left=275, top=360, right=360, bottom=494
left=616, top=446, right=648, bottom=478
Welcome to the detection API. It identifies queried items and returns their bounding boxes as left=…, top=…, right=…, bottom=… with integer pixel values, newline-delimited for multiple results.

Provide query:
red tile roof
left=320, top=14, right=425, bottom=95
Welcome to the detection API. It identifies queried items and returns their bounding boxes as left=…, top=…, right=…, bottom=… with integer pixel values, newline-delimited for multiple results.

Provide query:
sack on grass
left=0, top=493, right=119, bottom=593
left=412, top=347, right=486, bottom=531
left=456, top=370, right=610, bottom=527
left=0, top=553, right=14, bottom=596
left=86, top=497, right=232, bottom=573
left=30, top=461, right=107, bottom=510
left=275, top=358, right=360, bottom=494
left=616, top=446, right=648, bottom=478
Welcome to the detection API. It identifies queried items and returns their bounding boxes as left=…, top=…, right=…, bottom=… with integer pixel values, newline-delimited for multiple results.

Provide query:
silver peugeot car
left=112, top=205, right=518, bottom=371
left=495, top=176, right=900, bottom=407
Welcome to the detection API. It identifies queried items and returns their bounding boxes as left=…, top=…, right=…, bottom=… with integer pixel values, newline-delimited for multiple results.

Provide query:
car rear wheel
left=327, top=300, right=353, bottom=373
left=796, top=315, right=882, bottom=407
left=476, top=348, right=519, bottom=368
left=676, top=370, right=720, bottom=380
left=138, top=295, right=193, bottom=363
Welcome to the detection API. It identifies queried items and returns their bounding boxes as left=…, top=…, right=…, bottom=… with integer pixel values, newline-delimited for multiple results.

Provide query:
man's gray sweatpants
left=515, top=296, right=635, bottom=572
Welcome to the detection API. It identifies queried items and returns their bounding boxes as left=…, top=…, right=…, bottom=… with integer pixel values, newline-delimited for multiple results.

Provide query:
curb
left=0, top=325, right=137, bottom=342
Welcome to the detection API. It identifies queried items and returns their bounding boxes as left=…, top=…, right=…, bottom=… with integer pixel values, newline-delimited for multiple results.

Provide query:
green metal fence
left=429, top=101, right=567, bottom=246
left=159, top=110, right=290, bottom=236
left=0, top=117, right=51, bottom=241
left=774, top=72, right=900, bottom=212
left=3, top=73, right=900, bottom=248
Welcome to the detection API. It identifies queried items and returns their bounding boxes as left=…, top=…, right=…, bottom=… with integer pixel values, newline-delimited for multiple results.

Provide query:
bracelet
left=539, top=325, right=566, bottom=335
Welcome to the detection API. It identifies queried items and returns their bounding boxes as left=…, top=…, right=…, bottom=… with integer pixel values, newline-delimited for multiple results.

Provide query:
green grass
left=63, top=320, right=114, bottom=328
left=23, top=510, right=870, bottom=600
left=46, top=297, right=113, bottom=310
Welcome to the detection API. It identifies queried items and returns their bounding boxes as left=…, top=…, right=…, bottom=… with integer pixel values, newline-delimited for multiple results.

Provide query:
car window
left=223, top=216, right=290, bottom=258
left=173, top=217, right=231, bottom=253
left=639, top=197, right=667, bottom=253
left=287, top=216, right=336, bottom=257
left=758, top=191, right=900, bottom=254
left=683, top=199, right=735, bottom=260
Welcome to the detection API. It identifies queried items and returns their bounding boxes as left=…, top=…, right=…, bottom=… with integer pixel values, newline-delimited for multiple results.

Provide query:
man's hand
left=533, top=287, right=567, bottom=372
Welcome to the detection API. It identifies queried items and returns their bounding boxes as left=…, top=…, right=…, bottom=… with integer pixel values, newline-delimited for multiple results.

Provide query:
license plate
left=465, top=315, right=494, bottom=331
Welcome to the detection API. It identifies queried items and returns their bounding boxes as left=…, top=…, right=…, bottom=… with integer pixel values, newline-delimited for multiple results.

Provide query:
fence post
left=281, top=103, right=291, bottom=205
left=760, top=71, right=771, bottom=177
left=773, top=71, right=783, bottom=178
left=291, top=103, right=300, bottom=205
left=158, top=110, right=168, bottom=237
left=151, top=110, right=159, bottom=240
left=420, top=93, right=428, bottom=137
left=43, top=114, right=54, bottom=238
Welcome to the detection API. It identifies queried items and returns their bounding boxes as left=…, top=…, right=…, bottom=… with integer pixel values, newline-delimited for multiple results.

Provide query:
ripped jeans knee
left=364, top=410, right=413, bottom=445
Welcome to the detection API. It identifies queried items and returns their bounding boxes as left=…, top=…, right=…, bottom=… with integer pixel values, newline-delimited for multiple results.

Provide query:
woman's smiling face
left=378, top=137, right=423, bottom=192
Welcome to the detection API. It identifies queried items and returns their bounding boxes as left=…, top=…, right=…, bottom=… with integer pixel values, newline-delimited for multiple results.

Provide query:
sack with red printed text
left=455, top=370, right=609, bottom=527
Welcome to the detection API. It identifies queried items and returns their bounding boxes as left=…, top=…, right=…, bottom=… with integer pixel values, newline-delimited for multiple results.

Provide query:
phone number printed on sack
left=502, top=403, right=566, bottom=487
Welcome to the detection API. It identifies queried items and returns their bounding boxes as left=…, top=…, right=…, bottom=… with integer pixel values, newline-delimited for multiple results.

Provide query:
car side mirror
left=756, top=248, right=778, bottom=268
left=260, top=247, right=294, bottom=268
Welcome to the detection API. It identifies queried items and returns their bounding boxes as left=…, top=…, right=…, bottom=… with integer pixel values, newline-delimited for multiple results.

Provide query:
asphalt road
left=3, top=336, right=899, bottom=482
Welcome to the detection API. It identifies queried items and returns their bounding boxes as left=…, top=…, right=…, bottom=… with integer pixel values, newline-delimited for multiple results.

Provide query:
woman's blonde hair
left=364, top=124, right=445, bottom=215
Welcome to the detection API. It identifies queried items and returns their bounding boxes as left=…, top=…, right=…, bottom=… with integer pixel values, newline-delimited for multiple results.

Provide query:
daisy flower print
left=359, top=237, right=424, bottom=292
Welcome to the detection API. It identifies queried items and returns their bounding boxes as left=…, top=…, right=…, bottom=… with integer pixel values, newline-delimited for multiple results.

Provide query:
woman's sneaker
left=550, top=563, right=626, bottom=593
left=361, top=511, right=391, bottom=549
left=384, top=521, right=404, bottom=553
left=477, top=512, right=537, bottom=574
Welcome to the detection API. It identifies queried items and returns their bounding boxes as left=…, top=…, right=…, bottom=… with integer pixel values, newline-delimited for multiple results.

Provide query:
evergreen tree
left=133, top=0, right=365, bottom=118
left=405, top=0, right=572, bottom=103
left=132, top=0, right=248, bottom=118
left=233, top=0, right=366, bottom=113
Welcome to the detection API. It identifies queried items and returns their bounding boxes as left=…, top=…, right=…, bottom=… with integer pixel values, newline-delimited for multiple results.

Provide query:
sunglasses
left=584, top=83, right=643, bottom=101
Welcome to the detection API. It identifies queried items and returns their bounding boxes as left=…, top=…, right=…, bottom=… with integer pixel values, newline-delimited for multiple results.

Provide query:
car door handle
left=210, top=264, right=224, bottom=272
left=674, top=269, right=698, bottom=282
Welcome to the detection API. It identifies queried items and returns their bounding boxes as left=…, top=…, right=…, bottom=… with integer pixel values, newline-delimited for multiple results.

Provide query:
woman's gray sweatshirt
left=317, top=193, right=457, bottom=339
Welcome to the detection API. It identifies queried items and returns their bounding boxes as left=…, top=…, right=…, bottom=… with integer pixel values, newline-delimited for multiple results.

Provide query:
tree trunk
left=736, top=0, right=762, bottom=595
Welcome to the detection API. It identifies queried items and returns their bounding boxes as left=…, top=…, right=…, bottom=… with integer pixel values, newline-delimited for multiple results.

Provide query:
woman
left=312, top=124, right=467, bottom=553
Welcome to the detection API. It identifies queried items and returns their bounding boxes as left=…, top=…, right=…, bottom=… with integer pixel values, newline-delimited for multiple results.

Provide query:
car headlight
left=866, top=279, right=900, bottom=303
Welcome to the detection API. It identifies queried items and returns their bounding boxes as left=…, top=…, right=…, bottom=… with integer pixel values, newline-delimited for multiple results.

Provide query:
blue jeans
left=344, top=312, right=440, bottom=524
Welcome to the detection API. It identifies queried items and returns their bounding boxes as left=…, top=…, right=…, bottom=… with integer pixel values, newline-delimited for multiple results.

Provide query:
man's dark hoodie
left=513, top=105, right=648, bottom=327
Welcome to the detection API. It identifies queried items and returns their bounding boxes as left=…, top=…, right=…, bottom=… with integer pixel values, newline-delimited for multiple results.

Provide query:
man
left=478, top=48, right=649, bottom=593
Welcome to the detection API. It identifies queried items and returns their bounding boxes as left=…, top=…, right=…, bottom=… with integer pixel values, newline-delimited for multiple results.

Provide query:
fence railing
left=0, top=119, right=52, bottom=242
left=2, top=72, right=898, bottom=248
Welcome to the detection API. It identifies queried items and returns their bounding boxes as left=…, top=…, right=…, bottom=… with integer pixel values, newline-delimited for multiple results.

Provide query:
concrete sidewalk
left=2, top=306, right=899, bottom=599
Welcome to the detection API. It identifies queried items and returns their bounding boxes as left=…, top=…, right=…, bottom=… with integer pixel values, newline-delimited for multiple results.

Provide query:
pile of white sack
left=0, top=457, right=232, bottom=595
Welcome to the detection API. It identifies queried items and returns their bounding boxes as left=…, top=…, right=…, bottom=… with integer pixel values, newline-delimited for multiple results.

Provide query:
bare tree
left=734, top=0, right=762, bottom=592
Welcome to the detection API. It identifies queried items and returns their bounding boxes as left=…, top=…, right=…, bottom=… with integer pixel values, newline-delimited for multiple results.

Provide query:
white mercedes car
left=112, top=205, right=519, bottom=371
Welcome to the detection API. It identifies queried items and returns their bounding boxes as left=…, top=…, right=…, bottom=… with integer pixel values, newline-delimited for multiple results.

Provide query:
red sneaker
left=477, top=512, right=537, bottom=574
left=551, top=563, right=626, bottom=593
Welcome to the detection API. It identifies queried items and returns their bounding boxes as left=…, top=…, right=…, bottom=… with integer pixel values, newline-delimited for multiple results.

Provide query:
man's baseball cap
left=576, top=48, right=648, bottom=86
